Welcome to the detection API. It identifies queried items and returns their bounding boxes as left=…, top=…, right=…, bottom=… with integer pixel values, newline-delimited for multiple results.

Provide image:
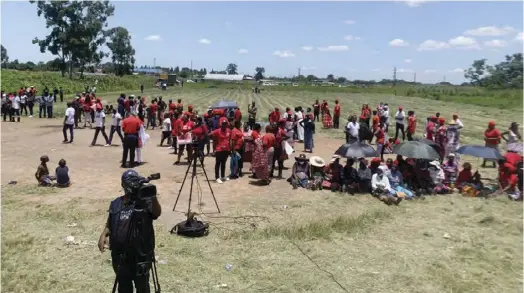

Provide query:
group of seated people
left=35, top=155, right=71, bottom=187
left=289, top=150, right=524, bottom=204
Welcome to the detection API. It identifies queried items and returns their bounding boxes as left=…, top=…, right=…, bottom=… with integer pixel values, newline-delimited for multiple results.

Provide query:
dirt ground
left=1, top=90, right=523, bottom=293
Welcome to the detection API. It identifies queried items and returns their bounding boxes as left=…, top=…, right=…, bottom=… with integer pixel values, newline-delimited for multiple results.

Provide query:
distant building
left=134, top=67, right=163, bottom=75
left=202, top=73, right=248, bottom=82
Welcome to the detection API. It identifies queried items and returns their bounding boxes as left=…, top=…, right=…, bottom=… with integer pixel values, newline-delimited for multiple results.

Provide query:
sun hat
left=295, top=154, right=308, bottom=161
left=429, top=160, right=440, bottom=167
left=330, top=154, right=341, bottom=162
left=309, top=156, right=326, bottom=168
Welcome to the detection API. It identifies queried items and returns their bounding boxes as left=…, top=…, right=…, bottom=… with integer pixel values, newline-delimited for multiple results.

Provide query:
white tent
left=202, top=74, right=245, bottom=81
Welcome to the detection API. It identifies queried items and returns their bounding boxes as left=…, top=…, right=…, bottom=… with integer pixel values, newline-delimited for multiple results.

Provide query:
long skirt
left=297, top=120, right=305, bottom=141
left=252, top=141, right=270, bottom=180
left=484, top=143, right=500, bottom=164
left=304, top=130, right=314, bottom=151
left=322, top=113, right=333, bottom=128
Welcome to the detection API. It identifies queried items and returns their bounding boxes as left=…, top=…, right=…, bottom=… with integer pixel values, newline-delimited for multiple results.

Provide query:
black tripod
left=112, top=206, right=161, bottom=293
left=172, top=144, right=220, bottom=215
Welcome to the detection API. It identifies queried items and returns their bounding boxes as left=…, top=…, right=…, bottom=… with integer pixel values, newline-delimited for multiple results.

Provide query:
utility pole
left=153, top=58, right=156, bottom=68
left=393, top=67, right=397, bottom=87
left=298, top=67, right=301, bottom=78
left=413, top=72, right=416, bottom=83
left=443, top=76, right=446, bottom=82
left=190, top=60, right=193, bottom=78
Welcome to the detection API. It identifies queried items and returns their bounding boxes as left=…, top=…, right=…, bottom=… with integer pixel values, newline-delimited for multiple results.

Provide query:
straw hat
left=330, top=154, right=341, bottom=163
left=309, top=156, right=326, bottom=168
left=429, top=160, right=440, bottom=167
left=295, top=154, right=308, bottom=161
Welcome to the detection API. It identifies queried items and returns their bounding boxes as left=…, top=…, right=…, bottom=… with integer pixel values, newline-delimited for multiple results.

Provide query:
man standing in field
left=333, top=100, right=341, bottom=129
left=45, top=92, right=54, bottom=118
left=63, top=102, right=75, bottom=143
left=248, top=101, right=257, bottom=130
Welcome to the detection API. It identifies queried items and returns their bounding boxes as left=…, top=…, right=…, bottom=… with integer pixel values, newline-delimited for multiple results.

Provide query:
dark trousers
left=12, top=109, right=20, bottom=122
left=20, top=103, right=27, bottom=116
left=74, top=107, right=80, bottom=127
left=53, top=94, right=57, bottom=103
left=90, top=110, right=95, bottom=123
left=92, top=126, right=109, bottom=145
left=46, top=105, right=53, bottom=118
left=39, top=104, right=46, bottom=118
left=215, top=151, right=229, bottom=179
left=111, top=251, right=151, bottom=293
left=248, top=118, right=256, bottom=130
left=1, top=105, right=8, bottom=121
left=27, top=101, right=34, bottom=116
left=235, top=148, right=244, bottom=176
left=313, top=111, right=319, bottom=122
left=63, top=124, right=74, bottom=142
left=60, top=94, right=63, bottom=103
left=171, top=135, right=178, bottom=154
left=333, top=115, right=340, bottom=129
left=271, top=148, right=284, bottom=177
left=395, top=123, right=405, bottom=141
left=407, top=132, right=414, bottom=141
left=122, top=135, right=138, bottom=166
left=160, top=131, right=170, bottom=146
left=109, top=125, right=124, bottom=144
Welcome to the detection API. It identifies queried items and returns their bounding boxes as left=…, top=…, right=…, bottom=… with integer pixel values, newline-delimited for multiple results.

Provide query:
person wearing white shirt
left=371, top=169, right=402, bottom=205
left=345, top=115, right=360, bottom=144
left=12, top=94, right=21, bottom=122
left=63, top=102, right=75, bottom=143
left=452, top=114, right=464, bottom=130
left=20, top=94, right=27, bottom=116
left=394, top=106, right=406, bottom=141
left=160, top=113, right=172, bottom=146
left=91, top=106, right=110, bottom=146
left=382, top=104, right=390, bottom=133
left=108, top=109, right=124, bottom=145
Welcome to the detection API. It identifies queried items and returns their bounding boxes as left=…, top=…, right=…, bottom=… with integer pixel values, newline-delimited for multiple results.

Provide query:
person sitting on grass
left=342, top=158, right=360, bottom=195
left=55, top=159, right=71, bottom=188
left=324, top=155, right=343, bottom=191
left=308, top=156, right=327, bottom=190
left=371, top=168, right=402, bottom=205
left=456, top=162, right=473, bottom=191
left=498, top=161, right=521, bottom=201
left=387, top=163, right=416, bottom=199
left=35, top=155, right=55, bottom=186
left=289, top=154, right=310, bottom=189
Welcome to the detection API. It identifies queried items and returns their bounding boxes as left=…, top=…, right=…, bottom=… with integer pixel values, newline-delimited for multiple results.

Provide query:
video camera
left=125, top=173, right=161, bottom=202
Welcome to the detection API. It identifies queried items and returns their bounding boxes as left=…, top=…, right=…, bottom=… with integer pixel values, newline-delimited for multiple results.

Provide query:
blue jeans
left=46, top=105, right=53, bottom=118
left=39, top=104, right=46, bottom=118
left=63, top=124, right=74, bottom=142
left=393, top=185, right=414, bottom=198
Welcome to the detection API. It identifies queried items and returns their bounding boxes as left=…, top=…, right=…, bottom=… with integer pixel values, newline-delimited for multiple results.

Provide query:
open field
left=2, top=87, right=523, bottom=293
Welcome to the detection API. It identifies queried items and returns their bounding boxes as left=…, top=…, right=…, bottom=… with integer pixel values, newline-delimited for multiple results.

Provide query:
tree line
left=464, top=53, right=522, bottom=89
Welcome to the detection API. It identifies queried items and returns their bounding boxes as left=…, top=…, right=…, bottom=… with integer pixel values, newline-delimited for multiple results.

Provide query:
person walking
left=210, top=120, right=231, bottom=183
left=333, top=100, right=341, bottom=129
left=91, top=105, right=110, bottom=147
left=121, top=113, right=142, bottom=168
left=45, top=93, right=54, bottom=118
left=248, top=101, right=257, bottom=130
left=406, top=111, right=416, bottom=141
left=26, top=90, right=34, bottom=117
left=394, top=106, right=406, bottom=141
left=11, top=93, right=21, bottom=122
left=20, top=92, right=27, bottom=116
left=59, top=87, right=64, bottom=103
left=63, top=102, right=75, bottom=143
left=109, top=108, right=124, bottom=145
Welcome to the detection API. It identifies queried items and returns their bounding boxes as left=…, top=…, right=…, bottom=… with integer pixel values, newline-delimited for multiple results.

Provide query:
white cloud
left=317, top=45, right=349, bottom=52
left=397, top=68, right=413, bottom=73
left=237, top=49, right=248, bottom=54
left=515, top=32, right=524, bottom=42
left=464, top=26, right=515, bottom=37
left=449, top=68, right=464, bottom=73
left=389, top=39, right=409, bottom=47
left=404, top=59, right=412, bottom=63
left=144, top=35, right=161, bottom=41
left=301, top=46, right=314, bottom=51
left=199, top=38, right=212, bottom=44
left=424, top=69, right=437, bottom=73
left=483, top=39, right=507, bottom=48
left=448, top=36, right=480, bottom=50
left=371, top=69, right=381, bottom=72
left=403, top=0, right=427, bottom=7
left=344, top=35, right=361, bottom=41
left=273, top=50, right=295, bottom=58
left=417, top=40, right=450, bottom=51
left=343, top=20, right=356, bottom=25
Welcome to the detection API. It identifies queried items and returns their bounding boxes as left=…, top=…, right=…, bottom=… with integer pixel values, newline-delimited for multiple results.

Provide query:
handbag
left=177, top=132, right=192, bottom=145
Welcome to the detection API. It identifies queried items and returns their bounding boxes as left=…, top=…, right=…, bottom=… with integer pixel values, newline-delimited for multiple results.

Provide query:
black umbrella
left=414, top=137, right=442, bottom=156
left=334, top=142, right=379, bottom=158
left=210, top=100, right=238, bottom=109
left=393, top=141, right=440, bottom=160
left=457, top=145, right=504, bottom=160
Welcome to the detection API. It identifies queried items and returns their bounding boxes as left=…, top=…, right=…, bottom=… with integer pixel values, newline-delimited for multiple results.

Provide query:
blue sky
left=1, top=0, right=523, bottom=84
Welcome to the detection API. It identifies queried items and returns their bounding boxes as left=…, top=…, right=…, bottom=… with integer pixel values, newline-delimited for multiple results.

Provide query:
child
left=55, top=159, right=71, bottom=187
left=35, top=155, right=55, bottom=186
left=160, top=113, right=172, bottom=146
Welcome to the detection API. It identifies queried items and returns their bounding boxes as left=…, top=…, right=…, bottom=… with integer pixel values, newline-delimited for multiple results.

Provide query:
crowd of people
left=6, top=86, right=520, bottom=202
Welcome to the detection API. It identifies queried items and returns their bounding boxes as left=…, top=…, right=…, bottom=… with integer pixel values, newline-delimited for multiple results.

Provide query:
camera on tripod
left=124, top=173, right=161, bottom=202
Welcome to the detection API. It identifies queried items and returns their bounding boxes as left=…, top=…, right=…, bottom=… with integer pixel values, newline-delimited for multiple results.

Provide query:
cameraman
left=98, top=170, right=162, bottom=293
left=191, top=116, right=209, bottom=161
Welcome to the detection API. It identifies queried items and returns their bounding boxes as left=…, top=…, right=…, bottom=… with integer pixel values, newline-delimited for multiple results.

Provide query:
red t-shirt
left=499, top=169, right=518, bottom=190
left=171, top=118, right=179, bottom=136
left=426, top=122, right=435, bottom=140
left=485, top=128, right=501, bottom=145
left=192, top=125, right=208, bottom=140
left=122, top=116, right=142, bottom=134
left=234, top=109, right=242, bottom=121
left=334, top=104, right=341, bottom=116
left=375, top=128, right=385, bottom=144
left=176, top=103, right=184, bottom=111
left=505, top=152, right=523, bottom=167
left=407, top=116, right=417, bottom=134
left=183, top=111, right=194, bottom=118
left=269, top=111, right=280, bottom=124
left=211, top=128, right=231, bottom=152
left=181, top=121, right=194, bottom=135
left=251, top=130, right=261, bottom=140
left=372, top=115, right=380, bottom=129
left=456, top=170, right=473, bottom=186
left=231, top=128, right=244, bottom=150
left=262, top=133, right=276, bottom=149
left=361, top=108, right=371, bottom=120
left=124, top=100, right=130, bottom=111
left=169, top=103, right=177, bottom=112
left=149, top=104, right=158, bottom=114
left=276, top=128, right=287, bottom=145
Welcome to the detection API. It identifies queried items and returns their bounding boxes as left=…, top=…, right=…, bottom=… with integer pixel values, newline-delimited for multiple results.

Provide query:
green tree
left=174, top=66, right=180, bottom=74
left=306, top=74, right=317, bottom=82
left=327, top=74, right=335, bottom=82
left=226, top=63, right=238, bottom=75
left=484, top=53, right=523, bottom=89
left=1, top=45, right=8, bottom=68
left=464, top=59, right=486, bottom=86
left=254, top=67, right=265, bottom=81
left=337, top=76, right=347, bottom=84
left=106, top=27, right=135, bottom=76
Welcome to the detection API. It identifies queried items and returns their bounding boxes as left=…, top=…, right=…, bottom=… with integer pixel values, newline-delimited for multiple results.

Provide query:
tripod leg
left=199, top=158, right=221, bottom=213
left=172, top=159, right=193, bottom=211
left=187, top=156, right=198, bottom=217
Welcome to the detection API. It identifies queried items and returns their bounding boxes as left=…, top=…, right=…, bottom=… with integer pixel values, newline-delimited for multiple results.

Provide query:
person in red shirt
left=360, top=104, right=371, bottom=128
left=482, top=121, right=502, bottom=168
left=168, top=99, right=177, bottom=112
left=426, top=116, right=437, bottom=141
left=170, top=112, right=180, bottom=154
left=333, top=100, right=341, bottom=129
left=271, top=119, right=289, bottom=178
left=320, top=100, right=328, bottom=114
left=384, top=138, right=400, bottom=154
left=371, top=110, right=380, bottom=130
left=269, top=108, right=281, bottom=124
left=504, top=151, right=523, bottom=168
left=210, top=120, right=232, bottom=183
left=233, top=107, right=242, bottom=123
left=174, top=115, right=194, bottom=165
left=147, top=100, right=159, bottom=130
left=406, top=110, right=416, bottom=141
left=176, top=99, right=183, bottom=113
left=498, top=162, right=519, bottom=198
left=374, top=122, right=386, bottom=161
left=456, top=162, right=473, bottom=190
left=191, top=116, right=209, bottom=159
left=230, top=120, right=244, bottom=178
left=120, top=112, right=143, bottom=168
left=184, top=105, right=194, bottom=119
